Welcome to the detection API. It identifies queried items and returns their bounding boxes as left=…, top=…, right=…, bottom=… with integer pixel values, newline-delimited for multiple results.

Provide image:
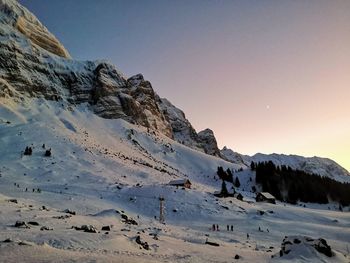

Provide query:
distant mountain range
left=221, top=147, right=350, bottom=183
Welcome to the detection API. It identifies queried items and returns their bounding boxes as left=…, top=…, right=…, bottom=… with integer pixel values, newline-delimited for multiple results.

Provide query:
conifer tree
left=221, top=180, right=228, bottom=196
left=250, top=161, right=255, bottom=170
left=234, top=177, right=241, bottom=188
left=226, top=168, right=233, bottom=183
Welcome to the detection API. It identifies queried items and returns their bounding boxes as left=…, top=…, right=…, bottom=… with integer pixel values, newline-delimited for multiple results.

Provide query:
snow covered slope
left=0, top=98, right=349, bottom=263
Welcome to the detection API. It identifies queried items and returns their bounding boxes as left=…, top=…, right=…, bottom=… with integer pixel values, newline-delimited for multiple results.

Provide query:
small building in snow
left=168, top=179, right=192, bottom=189
left=256, top=192, right=276, bottom=204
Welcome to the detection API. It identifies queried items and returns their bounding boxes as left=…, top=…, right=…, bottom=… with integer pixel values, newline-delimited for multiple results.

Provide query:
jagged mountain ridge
left=0, top=0, right=349, bottom=182
left=0, top=0, right=222, bottom=156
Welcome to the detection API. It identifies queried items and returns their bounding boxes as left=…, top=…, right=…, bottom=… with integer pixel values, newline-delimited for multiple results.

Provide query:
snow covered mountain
left=0, top=1, right=350, bottom=262
left=220, top=147, right=350, bottom=183
left=1, top=0, right=348, bottom=183
left=0, top=0, right=223, bottom=158
left=250, top=153, right=350, bottom=183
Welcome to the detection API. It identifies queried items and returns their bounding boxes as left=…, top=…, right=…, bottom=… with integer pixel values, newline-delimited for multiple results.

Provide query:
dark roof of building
left=169, top=179, right=191, bottom=185
left=258, top=192, right=275, bottom=199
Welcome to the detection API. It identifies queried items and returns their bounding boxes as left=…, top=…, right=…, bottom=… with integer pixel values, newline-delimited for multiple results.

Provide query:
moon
left=266, top=105, right=270, bottom=110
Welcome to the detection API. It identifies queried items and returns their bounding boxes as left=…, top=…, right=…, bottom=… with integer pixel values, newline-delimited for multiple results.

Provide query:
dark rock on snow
left=101, top=225, right=111, bottom=231
left=135, top=235, right=149, bottom=250
left=279, top=236, right=334, bottom=258
left=14, top=221, right=30, bottom=228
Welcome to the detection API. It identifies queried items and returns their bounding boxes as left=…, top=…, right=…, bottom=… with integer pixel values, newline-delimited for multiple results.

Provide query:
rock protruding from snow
left=14, top=221, right=30, bottom=228
left=276, top=236, right=333, bottom=259
left=73, top=225, right=98, bottom=233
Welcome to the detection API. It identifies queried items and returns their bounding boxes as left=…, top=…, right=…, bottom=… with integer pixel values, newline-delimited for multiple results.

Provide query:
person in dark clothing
left=227, top=225, right=229, bottom=231
left=231, top=225, right=233, bottom=231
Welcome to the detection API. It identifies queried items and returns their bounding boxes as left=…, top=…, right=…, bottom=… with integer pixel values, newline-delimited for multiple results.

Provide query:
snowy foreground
left=0, top=99, right=349, bottom=262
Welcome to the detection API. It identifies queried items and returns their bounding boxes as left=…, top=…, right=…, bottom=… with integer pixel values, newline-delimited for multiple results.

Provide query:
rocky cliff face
left=0, top=0, right=174, bottom=137
left=0, top=0, right=220, bottom=154
left=1, top=0, right=70, bottom=58
left=159, top=98, right=201, bottom=150
left=159, top=98, right=222, bottom=156
left=197, top=129, right=221, bottom=157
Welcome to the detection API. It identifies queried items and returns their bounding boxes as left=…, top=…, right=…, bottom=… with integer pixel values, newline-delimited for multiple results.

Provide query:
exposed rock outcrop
left=16, top=16, right=70, bottom=58
left=159, top=98, right=201, bottom=150
left=275, top=236, right=334, bottom=259
left=159, top=99, right=222, bottom=156
left=197, top=128, right=221, bottom=157
left=1, top=0, right=70, bottom=58
left=0, top=0, right=173, bottom=138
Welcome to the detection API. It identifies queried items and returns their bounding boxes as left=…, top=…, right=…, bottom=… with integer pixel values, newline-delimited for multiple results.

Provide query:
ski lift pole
left=159, top=195, right=165, bottom=223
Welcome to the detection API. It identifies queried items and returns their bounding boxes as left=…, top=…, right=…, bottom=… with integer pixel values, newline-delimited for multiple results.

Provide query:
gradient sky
left=19, top=0, right=350, bottom=171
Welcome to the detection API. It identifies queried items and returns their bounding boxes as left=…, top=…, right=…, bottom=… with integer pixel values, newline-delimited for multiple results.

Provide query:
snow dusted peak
left=0, top=0, right=70, bottom=58
left=220, top=147, right=249, bottom=167
left=250, top=153, right=350, bottom=183
left=221, top=149, right=350, bottom=183
left=198, top=128, right=214, bottom=136
left=93, top=63, right=126, bottom=94
left=127, top=74, right=144, bottom=87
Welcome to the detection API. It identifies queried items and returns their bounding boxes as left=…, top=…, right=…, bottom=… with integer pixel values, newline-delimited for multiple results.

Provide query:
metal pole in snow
left=159, top=196, right=165, bottom=223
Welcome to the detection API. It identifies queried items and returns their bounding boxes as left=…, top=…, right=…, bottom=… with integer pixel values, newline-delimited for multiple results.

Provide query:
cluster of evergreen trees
left=217, top=166, right=233, bottom=183
left=216, top=167, right=241, bottom=197
left=217, top=166, right=241, bottom=187
left=251, top=161, right=350, bottom=206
